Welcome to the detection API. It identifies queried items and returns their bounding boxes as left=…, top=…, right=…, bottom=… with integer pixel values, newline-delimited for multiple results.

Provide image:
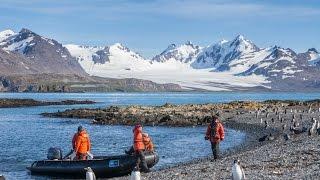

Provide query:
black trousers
left=135, top=150, right=149, bottom=172
left=211, top=142, right=220, bottom=159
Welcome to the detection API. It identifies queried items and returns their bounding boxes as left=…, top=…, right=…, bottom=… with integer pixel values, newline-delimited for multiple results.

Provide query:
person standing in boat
left=205, top=115, right=225, bottom=160
left=133, top=124, right=150, bottom=172
left=73, top=126, right=91, bottom=160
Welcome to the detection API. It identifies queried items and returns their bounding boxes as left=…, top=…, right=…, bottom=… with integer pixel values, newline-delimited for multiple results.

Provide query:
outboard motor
left=47, top=147, right=63, bottom=160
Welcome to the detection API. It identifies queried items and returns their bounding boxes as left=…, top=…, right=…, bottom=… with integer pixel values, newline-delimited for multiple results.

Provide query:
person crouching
left=126, top=133, right=155, bottom=155
left=142, top=133, right=154, bottom=152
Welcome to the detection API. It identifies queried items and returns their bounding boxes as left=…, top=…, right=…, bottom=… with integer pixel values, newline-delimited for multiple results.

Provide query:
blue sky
left=1, top=0, right=320, bottom=58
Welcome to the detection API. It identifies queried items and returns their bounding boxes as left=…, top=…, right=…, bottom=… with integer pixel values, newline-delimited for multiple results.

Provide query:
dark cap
left=212, top=114, right=219, bottom=120
left=134, top=124, right=142, bottom=129
left=78, top=125, right=84, bottom=132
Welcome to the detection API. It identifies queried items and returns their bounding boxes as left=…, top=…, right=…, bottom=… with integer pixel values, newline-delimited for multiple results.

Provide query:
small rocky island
left=0, top=98, right=95, bottom=108
left=43, top=99, right=320, bottom=179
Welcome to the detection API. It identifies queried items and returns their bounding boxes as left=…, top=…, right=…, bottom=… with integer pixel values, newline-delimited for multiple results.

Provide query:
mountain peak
left=19, top=28, right=36, bottom=35
left=308, top=48, right=318, bottom=53
left=218, top=39, right=228, bottom=45
left=235, top=34, right=245, bottom=41
left=0, top=29, right=15, bottom=36
left=229, top=34, right=259, bottom=52
left=185, top=41, right=193, bottom=46
left=0, top=29, right=15, bottom=42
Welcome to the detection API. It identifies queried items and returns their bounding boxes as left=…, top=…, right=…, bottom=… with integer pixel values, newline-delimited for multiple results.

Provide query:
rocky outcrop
left=41, top=101, right=264, bottom=126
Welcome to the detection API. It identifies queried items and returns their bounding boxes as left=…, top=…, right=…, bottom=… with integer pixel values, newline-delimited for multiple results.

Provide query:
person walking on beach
left=133, top=124, right=150, bottom=172
left=205, top=115, right=225, bottom=160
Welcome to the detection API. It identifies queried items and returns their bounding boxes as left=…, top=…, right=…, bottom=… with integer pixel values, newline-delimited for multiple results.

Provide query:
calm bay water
left=1, top=92, right=320, bottom=179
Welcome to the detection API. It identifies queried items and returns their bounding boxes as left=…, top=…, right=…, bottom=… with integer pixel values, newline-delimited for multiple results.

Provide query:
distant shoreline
left=0, top=98, right=95, bottom=108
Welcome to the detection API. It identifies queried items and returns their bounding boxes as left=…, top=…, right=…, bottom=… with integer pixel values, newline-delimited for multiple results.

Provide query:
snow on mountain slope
left=192, top=35, right=259, bottom=70
left=66, top=40, right=269, bottom=91
left=65, top=43, right=152, bottom=75
left=0, top=29, right=16, bottom=44
left=237, top=46, right=303, bottom=80
left=65, top=35, right=320, bottom=91
left=152, top=41, right=202, bottom=63
left=306, top=48, right=320, bottom=66
left=0, top=28, right=86, bottom=75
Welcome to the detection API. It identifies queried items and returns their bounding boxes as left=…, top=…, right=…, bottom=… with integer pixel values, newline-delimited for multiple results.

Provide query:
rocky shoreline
left=0, top=98, right=95, bottom=108
left=43, top=99, right=320, bottom=179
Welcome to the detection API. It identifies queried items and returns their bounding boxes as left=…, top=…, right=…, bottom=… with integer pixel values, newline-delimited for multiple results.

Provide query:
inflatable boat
left=27, top=152, right=159, bottom=178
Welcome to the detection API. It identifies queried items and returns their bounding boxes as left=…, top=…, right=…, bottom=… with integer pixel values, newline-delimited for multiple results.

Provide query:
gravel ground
left=113, top=101, right=320, bottom=179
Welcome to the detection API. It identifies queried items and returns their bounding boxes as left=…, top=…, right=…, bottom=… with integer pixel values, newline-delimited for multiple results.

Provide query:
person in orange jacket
left=133, top=124, right=150, bottom=172
left=205, top=115, right=225, bottom=160
left=125, top=133, right=155, bottom=155
left=142, top=133, right=154, bottom=152
left=73, top=126, right=91, bottom=160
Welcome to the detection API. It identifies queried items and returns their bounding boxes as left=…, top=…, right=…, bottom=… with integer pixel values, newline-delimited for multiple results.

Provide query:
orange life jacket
left=143, top=135, right=154, bottom=152
left=133, top=127, right=145, bottom=151
left=205, top=120, right=225, bottom=143
left=75, top=130, right=91, bottom=154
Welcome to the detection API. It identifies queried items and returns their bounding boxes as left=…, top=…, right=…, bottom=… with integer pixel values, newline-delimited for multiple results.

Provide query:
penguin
left=231, top=159, right=246, bottom=180
left=283, top=133, right=290, bottom=141
left=300, top=114, right=303, bottom=120
left=264, top=120, right=268, bottom=129
left=271, top=118, right=275, bottom=123
left=282, top=124, right=286, bottom=131
left=266, top=112, right=269, bottom=118
left=318, top=107, right=320, bottom=113
left=308, top=118, right=317, bottom=136
left=260, top=118, right=263, bottom=124
left=267, top=133, right=275, bottom=141
left=84, top=167, right=96, bottom=180
left=130, top=166, right=141, bottom=180
left=292, top=114, right=295, bottom=119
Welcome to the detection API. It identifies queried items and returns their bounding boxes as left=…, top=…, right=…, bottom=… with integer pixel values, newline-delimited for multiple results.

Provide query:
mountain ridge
left=1, top=28, right=320, bottom=91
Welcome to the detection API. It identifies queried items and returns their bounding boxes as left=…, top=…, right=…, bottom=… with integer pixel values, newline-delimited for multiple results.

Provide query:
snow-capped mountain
left=152, top=41, right=202, bottom=63
left=306, top=48, right=320, bottom=66
left=65, top=43, right=151, bottom=75
left=0, top=29, right=15, bottom=43
left=64, top=34, right=320, bottom=91
left=192, top=35, right=259, bottom=70
left=0, top=28, right=86, bottom=75
left=235, top=46, right=300, bottom=77
left=1, top=28, right=319, bottom=91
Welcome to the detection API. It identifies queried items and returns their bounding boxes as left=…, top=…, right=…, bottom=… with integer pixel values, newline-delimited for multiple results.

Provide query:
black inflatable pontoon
left=27, top=152, right=159, bottom=178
